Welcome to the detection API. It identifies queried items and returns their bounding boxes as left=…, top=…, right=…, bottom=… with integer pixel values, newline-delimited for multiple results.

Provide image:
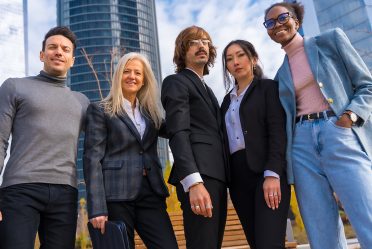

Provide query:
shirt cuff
left=180, top=173, right=204, bottom=192
left=264, top=170, right=280, bottom=179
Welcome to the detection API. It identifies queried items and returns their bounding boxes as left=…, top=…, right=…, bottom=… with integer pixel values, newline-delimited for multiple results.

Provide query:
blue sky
left=26, top=0, right=284, bottom=102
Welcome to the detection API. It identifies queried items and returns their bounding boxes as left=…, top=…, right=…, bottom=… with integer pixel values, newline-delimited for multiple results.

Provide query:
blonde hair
left=101, top=52, right=163, bottom=129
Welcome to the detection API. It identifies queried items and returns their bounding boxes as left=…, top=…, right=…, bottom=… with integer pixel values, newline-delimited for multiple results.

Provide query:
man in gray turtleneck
left=0, top=26, right=89, bottom=249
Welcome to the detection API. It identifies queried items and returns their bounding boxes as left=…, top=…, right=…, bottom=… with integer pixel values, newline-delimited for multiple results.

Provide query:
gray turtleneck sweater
left=0, top=71, right=90, bottom=188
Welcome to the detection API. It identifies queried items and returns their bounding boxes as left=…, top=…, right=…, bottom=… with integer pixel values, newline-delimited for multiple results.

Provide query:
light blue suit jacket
left=275, top=28, right=372, bottom=184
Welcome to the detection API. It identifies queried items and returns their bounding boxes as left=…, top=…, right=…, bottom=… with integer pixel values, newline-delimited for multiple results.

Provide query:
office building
left=287, top=0, right=372, bottom=71
left=0, top=0, right=27, bottom=185
left=0, top=0, right=28, bottom=84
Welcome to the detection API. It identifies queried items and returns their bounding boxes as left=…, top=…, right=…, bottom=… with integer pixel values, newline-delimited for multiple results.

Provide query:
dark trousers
left=230, top=150, right=291, bottom=249
left=0, top=183, right=78, bottom=249
left=107, top=176, right=178, bottom=249
left=176, top=175, right=227, bottom=249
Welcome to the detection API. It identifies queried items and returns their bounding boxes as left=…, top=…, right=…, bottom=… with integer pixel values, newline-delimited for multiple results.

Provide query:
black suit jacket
left=161, top=69, right=228, bottom=185
left=83, top=103, right=169, bottom=218
left=221, top=78, right=287, bottom=177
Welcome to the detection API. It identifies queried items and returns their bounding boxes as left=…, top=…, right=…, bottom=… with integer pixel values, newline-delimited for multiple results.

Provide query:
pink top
left=283, top=33, right=329, bottom=116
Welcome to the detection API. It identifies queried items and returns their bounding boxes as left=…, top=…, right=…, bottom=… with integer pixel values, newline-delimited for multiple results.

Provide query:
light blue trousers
left=292, top=115, right=372, bottom=249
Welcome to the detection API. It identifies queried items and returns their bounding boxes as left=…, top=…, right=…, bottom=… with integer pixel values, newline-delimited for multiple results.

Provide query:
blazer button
left=327, top=98, right=334, bottom=104
left=318, top=82, right=324, bottom=88
left=244, top=130, right=248, bottom=134
left=139, top=150, right=144, bottom=154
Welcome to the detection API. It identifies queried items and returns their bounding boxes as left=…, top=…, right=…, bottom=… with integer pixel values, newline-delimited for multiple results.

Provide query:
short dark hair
left=42, top=26, right=77, bottom=52
left=173, top=25, right=216, bottom=75
left=222, top=40, right=263, bottom=92
left=264, top=2, right=305, bottom=27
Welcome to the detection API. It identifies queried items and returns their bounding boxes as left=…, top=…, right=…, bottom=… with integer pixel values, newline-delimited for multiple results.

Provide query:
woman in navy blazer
left=83, top=52, right=178, bottom=249
left=220, top=40, right=290, bottom=249
left=264, top=2, right=372, bottom=249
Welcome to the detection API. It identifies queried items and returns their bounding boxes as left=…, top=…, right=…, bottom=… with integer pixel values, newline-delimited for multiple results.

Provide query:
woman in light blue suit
left=264, top=2, right=372, bottom=249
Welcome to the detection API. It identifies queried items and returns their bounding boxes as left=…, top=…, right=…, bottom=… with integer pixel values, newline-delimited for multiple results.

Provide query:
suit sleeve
left=158, top=119, right=169, bottom=139
left=83, top=103, right=108, bottom=218
left=0, top=79, right=16, bottom=173
left=333, top=28, right=372, bottom=125
left=264, top=81, right=287, bottom=177
left=161, top=75, right=199, bottom=181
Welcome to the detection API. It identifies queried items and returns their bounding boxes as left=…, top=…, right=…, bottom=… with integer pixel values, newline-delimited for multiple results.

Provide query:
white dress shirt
left=225, top=84, right=279, bottom=179
left=123, top=97, right=146, bottom=138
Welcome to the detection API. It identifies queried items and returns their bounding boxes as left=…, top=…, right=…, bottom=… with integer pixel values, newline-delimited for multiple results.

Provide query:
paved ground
left=297, top=238, right=360, bottom=249
left=223, top=238, right=360, bottom=249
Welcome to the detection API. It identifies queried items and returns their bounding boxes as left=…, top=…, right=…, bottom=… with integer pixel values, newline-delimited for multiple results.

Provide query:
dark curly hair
left=222, top=40, right=263, bottom=91
left=173, top=25, right=217, bottom=75
left=264, top=2, right=305, bottom=27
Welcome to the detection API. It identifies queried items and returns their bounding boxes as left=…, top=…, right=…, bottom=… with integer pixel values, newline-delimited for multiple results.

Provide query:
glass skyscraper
left=287, top=0, right=372, bottom=72
left=0, top=0, right=28, bottom=85
left=57, top=0, right=168, bottom=196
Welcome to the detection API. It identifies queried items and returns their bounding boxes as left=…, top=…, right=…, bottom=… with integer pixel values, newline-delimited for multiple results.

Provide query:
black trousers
left=230, top=150, right=291, bottom=249
left=0, top=183, right=78, bottom=249
left=107, top=176, right=178, bottom=249
left=176, top=175, right=227, bottom=249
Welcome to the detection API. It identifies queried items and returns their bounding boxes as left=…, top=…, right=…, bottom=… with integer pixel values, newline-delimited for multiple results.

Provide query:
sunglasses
left=263, top=12, right=294, bottom=30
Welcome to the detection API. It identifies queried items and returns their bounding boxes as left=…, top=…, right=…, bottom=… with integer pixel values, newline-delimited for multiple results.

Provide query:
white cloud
left=156, top=0, right=285, bottom=102
left=23, top=0, right=285, bottom=102
left=27, top=0, right=56, bottom=76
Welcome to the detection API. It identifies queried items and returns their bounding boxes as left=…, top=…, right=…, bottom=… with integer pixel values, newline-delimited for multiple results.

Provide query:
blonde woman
left=83, top=52, right=178, bottom=249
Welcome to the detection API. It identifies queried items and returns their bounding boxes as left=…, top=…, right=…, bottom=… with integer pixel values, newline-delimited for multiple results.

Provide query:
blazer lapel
left=118, top=113, right=142, bottom=144
left=241, top=78, right=258, bottom=104
left=304, top=36, right=319, bottom=82
left=277, top=58, right=297, bottom=129
left=220, top=91, right=232, bottom=117
left=141, top=112, right=152, bottom=144
left=182, top=70, right=216, bottom=115
left=277, top=57, right=296, bottom=97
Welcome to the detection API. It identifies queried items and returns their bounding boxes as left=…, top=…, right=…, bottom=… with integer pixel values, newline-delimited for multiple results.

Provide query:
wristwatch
left=343, top=110, right=358, bottom=124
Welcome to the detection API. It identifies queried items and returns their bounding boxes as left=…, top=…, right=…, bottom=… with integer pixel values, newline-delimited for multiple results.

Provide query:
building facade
left=0, top=0, right=28, bottom=85
left=0, top=0, right=27, bottom=184
left=57, top=0, right=168, bottom=196
left=287, top=0, right=372, bottom=72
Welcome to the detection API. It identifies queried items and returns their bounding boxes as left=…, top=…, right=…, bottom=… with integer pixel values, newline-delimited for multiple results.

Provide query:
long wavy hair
left=101, top=52, right=163, bottom=129
left=173, top=25, right=217, bottom=75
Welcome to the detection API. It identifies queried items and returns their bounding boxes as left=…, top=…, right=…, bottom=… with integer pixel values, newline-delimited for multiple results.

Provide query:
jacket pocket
left=102, top=160, right=124, bottom=170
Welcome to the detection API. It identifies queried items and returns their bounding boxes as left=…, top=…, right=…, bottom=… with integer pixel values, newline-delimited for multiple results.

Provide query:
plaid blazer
left=83, top=102, right=169, bottom=219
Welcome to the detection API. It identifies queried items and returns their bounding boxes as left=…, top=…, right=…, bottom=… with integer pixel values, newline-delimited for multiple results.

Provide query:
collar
left=122, top=97, right=140, bottom=113
left=37, top=70, right=67, bottom=87
left=230, top=83, right=250, bottom=99
left=185, top=67, right=204, bottom=82
left=282, top=32, right=304, bottom=57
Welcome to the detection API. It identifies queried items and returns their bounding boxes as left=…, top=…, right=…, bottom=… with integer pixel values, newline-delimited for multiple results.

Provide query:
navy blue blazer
left=83, top=102, right=169, bottom=219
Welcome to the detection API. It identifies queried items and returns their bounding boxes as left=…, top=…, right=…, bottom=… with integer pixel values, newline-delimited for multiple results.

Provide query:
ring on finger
left=195, top=205, right=200, bottom=209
